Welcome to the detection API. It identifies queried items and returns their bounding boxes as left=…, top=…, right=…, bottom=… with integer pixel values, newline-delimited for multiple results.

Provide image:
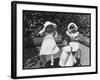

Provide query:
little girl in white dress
left=39, top=21, right=59, bottom=66
left=59, top=23, right=79, bottom=66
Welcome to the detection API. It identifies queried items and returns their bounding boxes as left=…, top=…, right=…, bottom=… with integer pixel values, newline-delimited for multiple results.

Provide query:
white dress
left=59, top=31, right=79, bottom=66
left=67, top=31, right=79, bottom=52
left=39, top=34, right=59, bottom=55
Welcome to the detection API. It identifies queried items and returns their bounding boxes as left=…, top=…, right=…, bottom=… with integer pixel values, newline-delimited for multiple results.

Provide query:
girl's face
left=71, top=29, right=76, bottom=33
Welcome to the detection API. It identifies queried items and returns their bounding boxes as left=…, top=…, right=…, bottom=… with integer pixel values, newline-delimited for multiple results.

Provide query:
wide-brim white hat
left=39, top=21, right=57, bottom=35
left=44, top=21, right=57, bottom=28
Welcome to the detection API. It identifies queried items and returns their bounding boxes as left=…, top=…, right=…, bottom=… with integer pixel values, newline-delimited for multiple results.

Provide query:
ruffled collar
left=44, top=34, right=54, bottom=40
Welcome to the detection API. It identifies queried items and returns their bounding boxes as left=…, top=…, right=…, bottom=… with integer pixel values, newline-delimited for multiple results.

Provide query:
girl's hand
left=63, top=40, right=68, bottom=46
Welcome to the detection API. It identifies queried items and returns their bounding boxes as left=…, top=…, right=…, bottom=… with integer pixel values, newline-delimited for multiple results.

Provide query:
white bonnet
left=67, top=22, right=78, bottom=31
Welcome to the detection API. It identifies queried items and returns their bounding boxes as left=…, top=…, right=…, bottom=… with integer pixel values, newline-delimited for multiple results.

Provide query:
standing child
left=59, top=22, right=79, bottom=66
left=39, top=21, right=59, bottom=66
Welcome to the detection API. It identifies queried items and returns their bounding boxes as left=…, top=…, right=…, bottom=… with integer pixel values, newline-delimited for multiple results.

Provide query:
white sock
left=51, top=62, right=53, bottom=66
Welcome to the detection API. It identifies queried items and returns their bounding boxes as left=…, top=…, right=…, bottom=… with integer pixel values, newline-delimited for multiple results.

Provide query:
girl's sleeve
left=73, top=32, right=79, bottom=40
left=66, top=31, right=72, bottom=37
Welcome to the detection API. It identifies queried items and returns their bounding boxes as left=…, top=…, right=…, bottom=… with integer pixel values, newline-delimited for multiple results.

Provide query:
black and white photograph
left=11, top=1, right=97, bottom=79
left=23, top=11, right=91, bottom=69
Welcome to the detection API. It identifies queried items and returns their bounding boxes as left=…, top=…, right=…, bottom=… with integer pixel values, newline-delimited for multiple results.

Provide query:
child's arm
left=73, top=32, right=79, bottom=40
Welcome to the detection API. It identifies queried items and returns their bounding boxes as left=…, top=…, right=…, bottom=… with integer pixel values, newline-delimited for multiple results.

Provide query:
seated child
left=59, top=22, right=79, bottom=67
